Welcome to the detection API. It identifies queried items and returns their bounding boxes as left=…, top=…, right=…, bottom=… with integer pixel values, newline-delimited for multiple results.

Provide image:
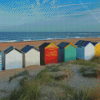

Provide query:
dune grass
left=19, top=75, right=29, bottom=86
left=73, top=59, right=97, bottom=67
left=9, top=70, right=30, bottom=83
left=9, top=79, right=40, bottom=100
left=58, top=83, right=100, bottom=100
left=6, top=59, right=100, bottom=100
left=1, top=97, right=10, bottom=100
left=79, top=65, right=100, bottom=78
left=90, top=56, right=100, bottom=64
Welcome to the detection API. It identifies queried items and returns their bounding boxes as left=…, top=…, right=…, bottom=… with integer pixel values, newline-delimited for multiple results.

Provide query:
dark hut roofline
left=75, top=40, right=93, bottom=47
left=58, top=42, right=70, bottom=48
left=39, top=42, right=50, bottom=48
left=4, top=46, right=22, bottom=54
left=21, top=45, right=39, bottom=53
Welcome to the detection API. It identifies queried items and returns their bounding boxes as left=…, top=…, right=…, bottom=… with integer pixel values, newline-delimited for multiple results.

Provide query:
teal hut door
left=64, top=45, right=76, bottom=62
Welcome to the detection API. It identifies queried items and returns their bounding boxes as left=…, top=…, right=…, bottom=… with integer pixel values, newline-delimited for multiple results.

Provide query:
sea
left=0, top=32, right=100, bottom=43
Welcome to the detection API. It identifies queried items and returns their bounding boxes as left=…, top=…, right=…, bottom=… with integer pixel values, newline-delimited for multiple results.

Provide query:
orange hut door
left=45, top=44, right=58, bottom=64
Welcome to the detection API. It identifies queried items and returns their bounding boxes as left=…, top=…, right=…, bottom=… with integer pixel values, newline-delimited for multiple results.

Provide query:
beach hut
left=58, top=42, right=77, bottom=62
left=91, top=42, right=100, bottom=56
left=0, top=51, right=2, bottom=71
left=4, top=46, right=23, bottom=70
left=21, top=45, right=40, bottom=67
left=39, top=42, right=58, bottom=65
left=75, top=40, right=95, bottom=60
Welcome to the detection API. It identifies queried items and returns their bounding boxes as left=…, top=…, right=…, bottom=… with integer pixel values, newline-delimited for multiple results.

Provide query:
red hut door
left=45, top=45, right=58, bottom=64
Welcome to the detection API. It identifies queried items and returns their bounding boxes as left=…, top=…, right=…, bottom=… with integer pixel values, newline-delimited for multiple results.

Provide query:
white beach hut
left=75, top=40, right=95, bottom=60
left=21, top=45, right=40, bottom=67
left=4, top=46, right=23, bottom=70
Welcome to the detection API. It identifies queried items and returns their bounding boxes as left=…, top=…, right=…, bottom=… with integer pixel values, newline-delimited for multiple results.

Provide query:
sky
left=0, top=0, right=100, bottom=32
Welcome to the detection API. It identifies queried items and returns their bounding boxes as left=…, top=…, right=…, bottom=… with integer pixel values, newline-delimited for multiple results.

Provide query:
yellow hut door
left=95, top=44, right=100, bottom=56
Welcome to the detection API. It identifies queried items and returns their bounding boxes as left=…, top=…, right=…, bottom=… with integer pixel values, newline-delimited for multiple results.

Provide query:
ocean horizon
left=0, top=32, right=100, bottom=43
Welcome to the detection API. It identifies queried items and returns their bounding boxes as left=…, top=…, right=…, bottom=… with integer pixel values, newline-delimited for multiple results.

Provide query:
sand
left=0, top=37, right=100, bottom=52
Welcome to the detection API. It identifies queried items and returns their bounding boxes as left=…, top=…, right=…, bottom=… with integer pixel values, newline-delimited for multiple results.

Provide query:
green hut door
left=64, top=45, right=76, bottom=62
left=71, top=47, right=76, bottom=61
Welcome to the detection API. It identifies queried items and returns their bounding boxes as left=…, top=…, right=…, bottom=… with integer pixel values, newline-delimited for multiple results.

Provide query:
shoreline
left=0, top=37, right=100, bottom=52
left=0, top=36, right=99, bottom=43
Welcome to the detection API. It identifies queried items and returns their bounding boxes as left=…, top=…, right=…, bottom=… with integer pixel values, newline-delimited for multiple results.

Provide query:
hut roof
left=91, top=42, right=98, bottom=46
left=21, top=45, right=39, bottom=53
left=4, top=46, right=22, bottom=54
left=4, top=46, right=14, bottom=54
left=75, top=40, right=92, bottom=47
left=58, top=42, right=70, bottom=48
left=39, top=42, right=50, bottom=48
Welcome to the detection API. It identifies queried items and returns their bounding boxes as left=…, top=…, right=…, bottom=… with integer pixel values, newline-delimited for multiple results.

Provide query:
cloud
left=36, top=0, right=40, bottom=6
left=50, top=0, right=57, bottom=5
left=0, top=0, right=100, bottom=32
left=52, top=2, right=91, bottom=8
left=43, top=0, right=49, bottom=4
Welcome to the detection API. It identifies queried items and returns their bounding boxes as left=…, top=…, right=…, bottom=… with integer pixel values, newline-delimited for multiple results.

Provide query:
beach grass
left=7, top=63, right=100, bottom=100
left=35, top=69, right=52, bottom=85
left=73, top=59, right=97, bottom=67
left=9, top=79, right=40, bottom=100
left=6, top=57, right=100, bottom=100
left=9, top=70, right=30, bottom=83
left=90, top=56, right=100, bottom=64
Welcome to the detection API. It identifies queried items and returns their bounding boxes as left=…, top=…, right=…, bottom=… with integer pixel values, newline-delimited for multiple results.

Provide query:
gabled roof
left=58, top=42, right=70, bottom=48
left=91, top=42, right=98, bottom=46
left=4, top=46, right=22, bottom=54
left=75, top=40, right=93, bottom=47
left=58, top=42, right=77, bottom=48
left=4, top=46, right=14, bottom=54
left=21, top=45, right=39, bottom=53
left=39, top=42, right=50, bottom=48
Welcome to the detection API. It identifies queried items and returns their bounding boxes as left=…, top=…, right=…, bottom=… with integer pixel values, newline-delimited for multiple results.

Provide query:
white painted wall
left=5, top=49, right=23, bottom=70
left=76, top=45, right=84, bottom=59
left=25, top=49, right=40, bottom=67
left=85, top=43, right=94, bottom=60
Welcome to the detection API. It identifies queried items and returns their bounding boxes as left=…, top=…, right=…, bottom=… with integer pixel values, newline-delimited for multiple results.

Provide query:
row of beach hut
left=0, top=40, right=100, bottom=71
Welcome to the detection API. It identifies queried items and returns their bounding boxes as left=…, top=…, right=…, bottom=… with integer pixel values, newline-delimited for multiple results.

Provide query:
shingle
left=39, top=42, right=50, bottom=48
left=75, top=40, right=83, bottom=45
left=21, top=45, right=39, bottom=53
left=4, top=46, right=14, bottom=54
left=58, top=42, right=70, bottom=48
left=75, top=40, right=92, bottom=47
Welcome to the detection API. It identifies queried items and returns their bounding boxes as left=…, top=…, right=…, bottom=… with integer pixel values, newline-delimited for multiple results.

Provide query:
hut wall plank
left=64, top=45, right=76, bottom=62
left=85, top=43, right=94, bottom=60
left=76, top=46, right=84, bottom=59
left=95, top=43, right=100, bottom=56
left=25, top=49, right=40, bottom=67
